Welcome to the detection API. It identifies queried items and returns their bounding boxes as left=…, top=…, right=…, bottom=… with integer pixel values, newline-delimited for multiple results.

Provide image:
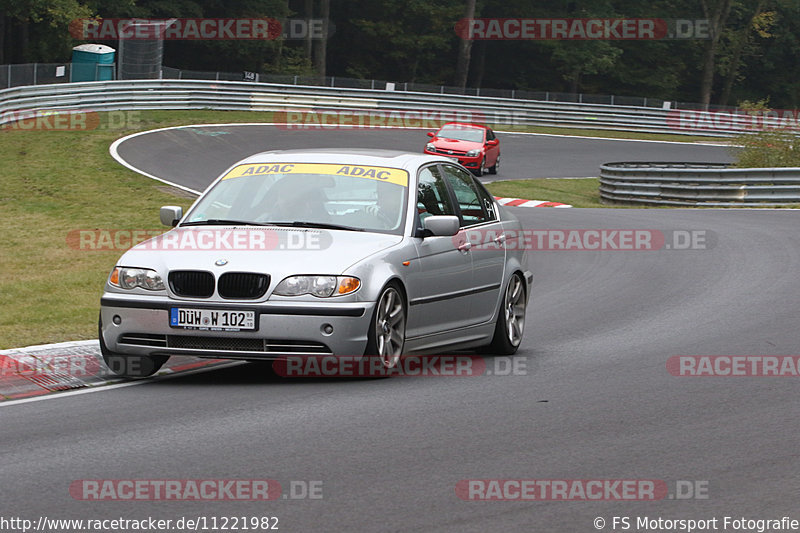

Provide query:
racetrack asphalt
left=2, top=128, right=796, bottom=532
left=112, top=124, right=734, bottom=189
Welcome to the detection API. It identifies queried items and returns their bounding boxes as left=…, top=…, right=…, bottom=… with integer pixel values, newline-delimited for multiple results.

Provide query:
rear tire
left=485, top=272, right=526, bottom=355
left=364, top=283, right=406, bottom=370
left=99, top=316, right=168, bottom=378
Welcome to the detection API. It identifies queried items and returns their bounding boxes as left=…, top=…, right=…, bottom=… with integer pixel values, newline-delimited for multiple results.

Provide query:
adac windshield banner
left=222, top=163, right=408, bottom=187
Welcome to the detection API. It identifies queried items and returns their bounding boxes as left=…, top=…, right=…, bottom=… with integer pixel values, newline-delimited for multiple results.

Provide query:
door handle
left=458, top=241, right=472, bottom=252
left=494, top=233, right=507, bottom=243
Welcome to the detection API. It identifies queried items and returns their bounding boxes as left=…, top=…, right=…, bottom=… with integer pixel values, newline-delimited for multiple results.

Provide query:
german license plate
left=170, top=308, right=256, bottom=331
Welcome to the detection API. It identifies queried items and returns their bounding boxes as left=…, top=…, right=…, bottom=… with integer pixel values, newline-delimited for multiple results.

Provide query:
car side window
left=417, top=165, right=455, bottom=223
left=440, top=164, right=488, bottom=226
left=475, top=181, right=497, bottom=221
left=486, top=129, right=495, bottom=141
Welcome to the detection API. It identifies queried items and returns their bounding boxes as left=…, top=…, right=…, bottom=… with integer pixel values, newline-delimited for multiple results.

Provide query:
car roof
left=236, top=149, right=453, bottom=171
left=439, top=122, right=488, bottom=130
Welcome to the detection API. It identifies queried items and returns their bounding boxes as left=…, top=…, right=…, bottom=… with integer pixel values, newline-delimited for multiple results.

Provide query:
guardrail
left=599, top=162, right=800, bottom=206
left=0, top=78, right=742, bottom=137
left=0, top=61, right=684, bottom=109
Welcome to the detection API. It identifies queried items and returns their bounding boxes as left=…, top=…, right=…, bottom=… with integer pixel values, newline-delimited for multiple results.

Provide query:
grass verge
left=486, top=178, right=605, bottom=208
left=0, top=112, right=206, bottom=348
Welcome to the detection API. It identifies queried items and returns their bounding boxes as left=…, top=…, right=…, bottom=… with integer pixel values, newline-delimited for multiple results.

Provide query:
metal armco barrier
left=599, top=162, right=800, bottom=206
left=0, top=78, right=756, bottom=137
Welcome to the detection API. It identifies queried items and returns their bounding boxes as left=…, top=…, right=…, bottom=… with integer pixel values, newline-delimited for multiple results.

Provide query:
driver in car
left=365, top=181, right=403, bottom=228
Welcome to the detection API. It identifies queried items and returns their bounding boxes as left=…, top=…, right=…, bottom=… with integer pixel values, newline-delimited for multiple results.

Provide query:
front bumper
left=100, top=294, right=375, bottom=360
left=423, top=149, right=482, bottom=169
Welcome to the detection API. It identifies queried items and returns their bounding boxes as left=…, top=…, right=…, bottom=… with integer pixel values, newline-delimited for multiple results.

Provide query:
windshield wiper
left=183, top=219, right=365, bottom=231
left=267, top=221, right=365, bottom=232
left=180, top=219, right=270, bottom=227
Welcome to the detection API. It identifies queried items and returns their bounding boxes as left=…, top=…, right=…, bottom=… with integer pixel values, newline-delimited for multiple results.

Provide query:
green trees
left=0, top=0, right=92, bottom=63
left=2, top=0, right=797, bottom=108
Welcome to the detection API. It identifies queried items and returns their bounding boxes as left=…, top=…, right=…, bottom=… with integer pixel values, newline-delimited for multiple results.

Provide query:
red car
left=423, top=122, right=500, bottom=176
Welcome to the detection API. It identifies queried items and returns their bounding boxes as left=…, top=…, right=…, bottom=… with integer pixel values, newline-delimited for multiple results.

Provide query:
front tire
left=486, top=272, right=526, bottom=355
left=488, top=154, right=499, bottom=175
left=99, top=316, right=168, bottom=378
left=364, top=283, right=406, bottom=370
left=473, top=157, right=486, bottom=177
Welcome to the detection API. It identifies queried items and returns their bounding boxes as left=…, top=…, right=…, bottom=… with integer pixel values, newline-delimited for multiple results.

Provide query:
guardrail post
left=371, top=79, right=374, bottom=89
left=511, top=89, right=515, bottom=99
left=611, top=95, right=614, bottom=105
left=331, top=76, right=335, bottom=87
left=33, top=63, right=37, bottom=85
left=215, top=72, right=219, bottom=81
left=7, top=64, right=11, bottom=88
left=294, top=75, right=298, bottom=84
left=545, top=91, right=549, bottom=101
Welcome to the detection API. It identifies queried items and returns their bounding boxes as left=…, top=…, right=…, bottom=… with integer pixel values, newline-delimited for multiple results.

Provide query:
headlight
left=466, top=149, right=481, bottom=157
left=109, top=267, right=165, bottom=291
left=274, top=276, right=361, bottom=297
left=425, top=143, right=436, bottom=152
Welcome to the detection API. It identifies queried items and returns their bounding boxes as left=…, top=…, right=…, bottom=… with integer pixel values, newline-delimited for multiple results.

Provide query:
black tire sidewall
left=488, top=273, right=525, bottom=355
left=364, top=282, right=406, bottom=362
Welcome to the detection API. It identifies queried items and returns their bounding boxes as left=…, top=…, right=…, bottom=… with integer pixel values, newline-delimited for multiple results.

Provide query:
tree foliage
left=1, top=0, right=798, bottom=108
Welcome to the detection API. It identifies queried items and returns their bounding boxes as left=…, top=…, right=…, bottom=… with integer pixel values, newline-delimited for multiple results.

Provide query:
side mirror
left=487, top=139, right=499, bottom=146
left=160, top=206, right=183, bottom=227
left=423, top=215, right=460, bottom=237
left=427, top=131, right=435, bottom=137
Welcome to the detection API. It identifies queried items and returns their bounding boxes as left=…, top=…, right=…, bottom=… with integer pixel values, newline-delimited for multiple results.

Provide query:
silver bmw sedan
left=99, top=149, right=531, bottom=377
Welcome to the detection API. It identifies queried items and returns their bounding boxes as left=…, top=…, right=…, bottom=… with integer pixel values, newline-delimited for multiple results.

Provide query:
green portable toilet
left=71, top=44, right=116, bottom=82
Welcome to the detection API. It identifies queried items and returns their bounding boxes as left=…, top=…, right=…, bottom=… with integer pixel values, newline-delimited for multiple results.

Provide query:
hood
left=118, top=226, right=402, bottom=281
left=433, top=138, right=482, bottom=151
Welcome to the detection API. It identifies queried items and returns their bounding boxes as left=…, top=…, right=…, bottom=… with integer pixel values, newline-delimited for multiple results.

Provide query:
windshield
left=183, top=162, right=409, bottom=235
left=436, top=126, right=485, bottom=143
